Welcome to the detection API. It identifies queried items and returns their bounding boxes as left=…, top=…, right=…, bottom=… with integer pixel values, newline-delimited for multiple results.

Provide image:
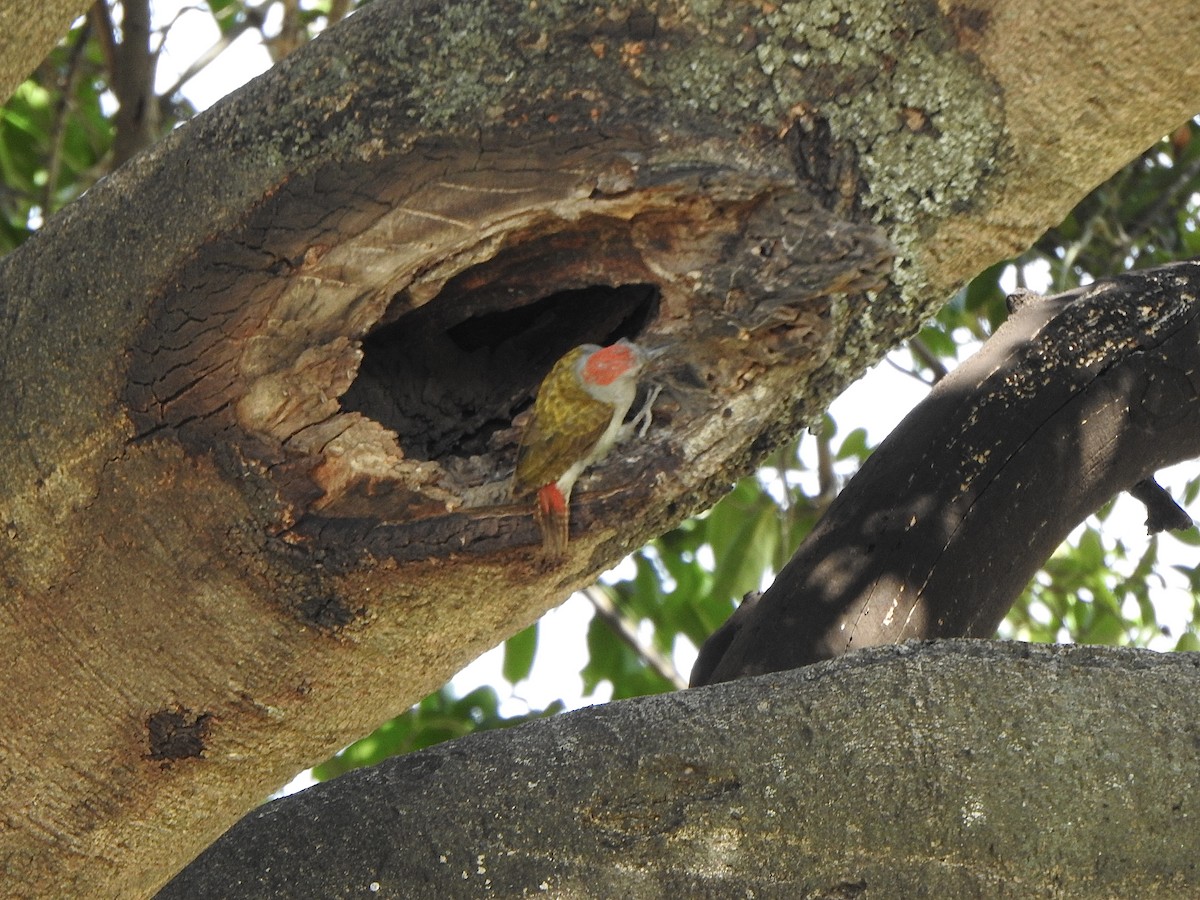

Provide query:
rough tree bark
left=2, top=1, right=1199, bottom=896
left=694, top=263, right=1200, bottom=683
left=0, top=1, right=89, bottom=104
left=160, top=642, right=1200, bottom=898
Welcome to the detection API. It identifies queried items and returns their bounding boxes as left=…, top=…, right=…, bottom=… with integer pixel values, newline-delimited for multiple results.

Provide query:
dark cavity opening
left=340, top=282, right=659, bottom=461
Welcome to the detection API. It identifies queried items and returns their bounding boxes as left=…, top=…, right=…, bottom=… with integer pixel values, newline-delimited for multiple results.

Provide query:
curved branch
left=159, top=641, right=1200, bottom=898
left=697, top=263, right=1200, bottom=683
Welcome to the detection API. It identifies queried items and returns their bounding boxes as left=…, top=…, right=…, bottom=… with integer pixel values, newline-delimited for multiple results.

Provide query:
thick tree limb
left=159, top=641, right=1200, bottom=898
left=696, top=263, right=1200, bottom=683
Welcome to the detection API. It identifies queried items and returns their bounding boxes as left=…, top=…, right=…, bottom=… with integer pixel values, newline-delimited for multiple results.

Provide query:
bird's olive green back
left=512, top=347, right=615, bottom=497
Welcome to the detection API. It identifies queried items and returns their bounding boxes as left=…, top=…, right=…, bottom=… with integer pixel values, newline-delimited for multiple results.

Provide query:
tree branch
left=0, top=0, right=90, bottom=105
left=583, top=586, right=688, bottom=691
left=110, top=0, right=157, bottom=166
left=158, top=641, right=1200, bottom=898
left=905, top=335, right=949, bottom=383
left=1129, top=477, right=1194, bottom=534
left=155, top=1, right=271, bottom=103
left=88, top=0, right=117, bottom=77
left=42, top=15, right=93, bottom=214
left=698, top=264, right=1200, bottom=682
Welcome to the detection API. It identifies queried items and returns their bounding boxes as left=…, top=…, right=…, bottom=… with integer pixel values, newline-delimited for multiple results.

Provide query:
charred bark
left=695, top=263, right=1200, bottom=684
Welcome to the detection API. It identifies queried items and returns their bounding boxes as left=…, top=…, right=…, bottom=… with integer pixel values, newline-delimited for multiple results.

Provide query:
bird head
left=575, top=339, right=654, bottom=402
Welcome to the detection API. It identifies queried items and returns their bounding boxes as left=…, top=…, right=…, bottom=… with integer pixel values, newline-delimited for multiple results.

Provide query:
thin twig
left=582, top=586, right=688, bottom=690
left=814, top=421, right=836, bottom=508
left=157, top=1, right=272, bottom=101
left=907, top=336, right=949, bottom=383
left=885, top=353, right=933, bottom=386
left=88, top=1, right=117, bottom=77
left=770, top=443, right=795, bottom=568
left=1127, top=145, right=1200, bottom=244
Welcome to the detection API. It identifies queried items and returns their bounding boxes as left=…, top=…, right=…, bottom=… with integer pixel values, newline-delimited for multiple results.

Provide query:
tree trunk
left=159, top=641, right=1200, bottom=899
left=2, top=1, right=1200, bottom=895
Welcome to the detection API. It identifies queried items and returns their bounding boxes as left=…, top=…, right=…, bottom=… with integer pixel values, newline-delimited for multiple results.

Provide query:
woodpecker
left=513, top=339, right=654, bottom=557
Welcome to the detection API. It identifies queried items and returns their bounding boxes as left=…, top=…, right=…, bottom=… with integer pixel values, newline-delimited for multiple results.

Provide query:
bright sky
left=151, top=2, right=276, bottom=107
left=144, top=1, right=1199, bottom=791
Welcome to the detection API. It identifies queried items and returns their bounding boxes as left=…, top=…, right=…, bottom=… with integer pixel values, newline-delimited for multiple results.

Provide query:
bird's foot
left=629, top=384, right=662, bottom=439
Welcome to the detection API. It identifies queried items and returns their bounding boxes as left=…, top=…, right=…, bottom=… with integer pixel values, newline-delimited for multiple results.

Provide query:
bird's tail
left=535, top=483, right=569, bottom=559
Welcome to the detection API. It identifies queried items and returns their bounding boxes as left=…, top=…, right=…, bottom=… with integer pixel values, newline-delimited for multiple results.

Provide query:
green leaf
left=502, top=623, right=538, bottom=684
left=913, top=324, right=956, bottom=359
left=1171, top=526, right=1200, bottom=547
left=580, top=614, right=624, bottom=695
left=1175, top=632, right=1200, bottom=652
left=578, top=614, right=673, bottom=700
left=311, top=685, right=564, bottom=781
left=706, top=482, right=779, bottom=607
left=835, top=427, right=870, bottom=462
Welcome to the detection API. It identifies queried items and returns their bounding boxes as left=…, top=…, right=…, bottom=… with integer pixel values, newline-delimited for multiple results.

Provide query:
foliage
left=312, top=684, right=563, bottom=782
left=0, top=18, right=112, bottom=251
left=4, top=2, right=1199, bottom=783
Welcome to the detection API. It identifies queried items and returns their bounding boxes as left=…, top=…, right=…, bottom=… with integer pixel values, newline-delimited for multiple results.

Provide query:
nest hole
left=339, top=282, right=660, bottom=462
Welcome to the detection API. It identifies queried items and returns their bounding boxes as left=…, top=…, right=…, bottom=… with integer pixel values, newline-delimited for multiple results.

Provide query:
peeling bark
left=125, top=154, right=892, bottom=559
